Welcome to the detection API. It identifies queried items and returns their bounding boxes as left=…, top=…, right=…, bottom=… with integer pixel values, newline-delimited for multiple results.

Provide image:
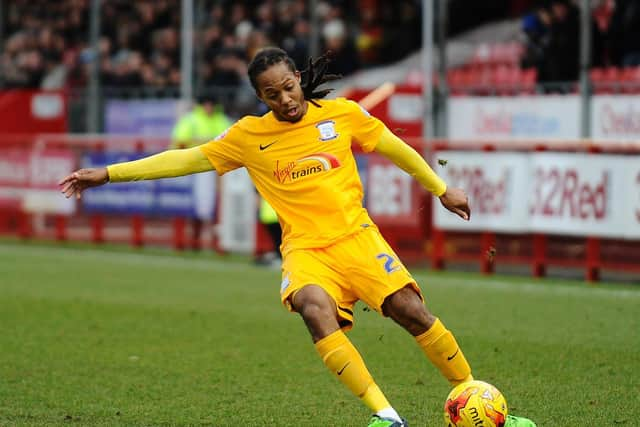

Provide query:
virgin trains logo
left=273, top=153, right=341, bottom=183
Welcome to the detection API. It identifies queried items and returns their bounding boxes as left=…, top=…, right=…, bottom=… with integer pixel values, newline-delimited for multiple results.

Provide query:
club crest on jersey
left=316, top=120, right=338, bottom=141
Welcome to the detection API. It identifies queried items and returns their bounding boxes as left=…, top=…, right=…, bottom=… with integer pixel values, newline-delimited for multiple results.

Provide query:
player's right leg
left=342, top=225, right=473, bottom=387
left=381, top=287, right=473, bottom=386
left=290, top=285, right=407, bottom=427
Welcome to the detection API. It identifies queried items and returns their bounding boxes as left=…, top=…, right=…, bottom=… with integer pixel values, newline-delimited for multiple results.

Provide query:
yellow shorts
left=279, top=225, right=422, bottom=330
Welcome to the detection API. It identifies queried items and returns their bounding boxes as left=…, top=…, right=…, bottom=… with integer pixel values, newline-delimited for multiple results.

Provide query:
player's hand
left=59, top=167, right=109, bottom=199
left=439, top=187, right=471, bottom=221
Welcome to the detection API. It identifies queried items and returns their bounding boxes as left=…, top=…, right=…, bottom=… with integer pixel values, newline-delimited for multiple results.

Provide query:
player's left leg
left=382, top=286, right=473, bottom=386
left=349, top=227, right=535, bottom=426
left=345, top=225, right=473, bottom=387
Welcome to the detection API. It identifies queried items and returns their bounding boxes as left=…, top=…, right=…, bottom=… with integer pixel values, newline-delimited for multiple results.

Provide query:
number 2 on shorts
left=376, top=253, right=400, bottom=273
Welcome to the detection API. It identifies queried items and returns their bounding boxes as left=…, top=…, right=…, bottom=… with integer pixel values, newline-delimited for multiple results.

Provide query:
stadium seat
left=589, top=67, right=605, bottom=91
left=471, top=42, right=524, bottom=69
left=474, top=66, right=493, bottom=95
left=621, top=67, right=640, bottom=94
left=460, top=42, right=528, bottom=95
left=450, top=68, right=468, bottom=95
left=491, top=42, right=522, bottom=66
left=489, top=44, right=506, bottom=65
left=447, top=69, right=466, bottom=95
left=590, top=67, right=617, bottom=94
left=520, top=68, right=537, bottom=94
left=604, top=67, right=621, bottom=93
left=459, top=67, right=479, bottom=94
left=492, top=65, right=519, bottom=95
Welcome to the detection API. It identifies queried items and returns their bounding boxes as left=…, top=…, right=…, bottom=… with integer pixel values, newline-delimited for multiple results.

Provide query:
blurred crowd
left=2, top=0, right=638, bottom=91
left=0, top=0, right=421, bottom=90
left=520, top=0, right=640, bottom=83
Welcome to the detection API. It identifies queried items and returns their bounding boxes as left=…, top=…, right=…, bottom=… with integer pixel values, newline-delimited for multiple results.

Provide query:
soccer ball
left=443, top=380, right=508, bottom=427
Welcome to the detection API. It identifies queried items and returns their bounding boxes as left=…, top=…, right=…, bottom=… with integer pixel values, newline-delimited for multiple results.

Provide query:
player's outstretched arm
left=59, top=146, right=214, bottom=199
left=59, top=167, right=109, bottom=199
left=373, top=127, right=470, bottom=221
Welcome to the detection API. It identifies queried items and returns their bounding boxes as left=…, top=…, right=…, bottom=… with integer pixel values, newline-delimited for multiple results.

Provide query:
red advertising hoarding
left=0, top=90, right=67, bottom=134
left=0, top=146, right=75, bottom=214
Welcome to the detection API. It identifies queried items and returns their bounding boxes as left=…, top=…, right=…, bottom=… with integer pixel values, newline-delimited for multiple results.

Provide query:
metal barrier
left=2, top=134, right=639, bottom=281
left=0, top=134, right=219, bottom=251
left=414, top=138, right=640, bottom=281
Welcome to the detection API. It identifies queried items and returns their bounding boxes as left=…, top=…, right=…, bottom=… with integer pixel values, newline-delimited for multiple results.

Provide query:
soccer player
left=59, top=48, right=535, bottom=427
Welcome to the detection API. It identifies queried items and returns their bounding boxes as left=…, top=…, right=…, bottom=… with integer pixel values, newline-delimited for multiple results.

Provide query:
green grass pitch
left=0, top=239, right=638, bottom=426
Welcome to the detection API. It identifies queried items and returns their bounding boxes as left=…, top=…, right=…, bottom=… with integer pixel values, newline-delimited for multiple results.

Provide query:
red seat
left=591, top=66, right=629, bottom=94
left=626, top=66, right=640, bottom=82
left=479, top=42, right=525, bottom=67
left=603, top=67, right=621, bottom=93
left=492, top=65, right=519, bottom=95
left=489, top=44, right=506, bottom=65
left=461, top=67, right=478, bottom=89
left=473, top=66, right=493, bottom=95
left=511, top=42, right=525, bottom=64
left=590, top=67, right=609, bottom=94
left=590, top=67, right=605, bottom=81
left=447, top=69, right=466, bottom=95
left=621, top=67, right=640, bottom=94
left=520, top=68, right=537, bottom=94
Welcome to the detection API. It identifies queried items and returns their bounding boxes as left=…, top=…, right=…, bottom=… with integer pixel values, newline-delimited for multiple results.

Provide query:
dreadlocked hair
left=248, top=47, right=341, bottom=107
left=300, top=52, right=342, bottom=106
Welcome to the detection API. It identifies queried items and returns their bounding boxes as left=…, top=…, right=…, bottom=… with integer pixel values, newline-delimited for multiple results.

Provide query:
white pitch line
left=2, top=243, right=639, bottom=299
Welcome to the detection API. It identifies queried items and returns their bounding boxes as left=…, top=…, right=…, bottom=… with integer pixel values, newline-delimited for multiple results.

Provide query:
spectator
left=356, top=5, right=383, bottom=67
left=170, top=94, right=232, bottom=250
left=520, top=7, right=552, bottom=75
left=245, top=29, right=271, bottom=62
left=205, top=47, right=247, bottom=89
left=1, top=31, right=47, bottom=88
left=282, top=19, right=310, bottom=70
left=170, top=95, right=231, bottom=150
left=524, top=0, right=604, bottom=85
left=322, top=19, right=360, bottom=76
left=544, top=0, right=580, bottom=82
left=608, top=0, right=640, bottom=67
left=0, top=0, right=448, bottom=90
left=379, top=0, right=421, bottom=64
left=109, top=51, right=145, bottom=87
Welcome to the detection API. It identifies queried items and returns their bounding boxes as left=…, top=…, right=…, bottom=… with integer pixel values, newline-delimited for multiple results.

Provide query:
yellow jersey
left=199, top=98, right=385, bottom=254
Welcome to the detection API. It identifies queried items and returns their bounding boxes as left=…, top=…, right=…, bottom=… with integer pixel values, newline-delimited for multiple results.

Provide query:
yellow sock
left=415, top=318, right=473, bottom=386
left=315, top=330, right=390, bottom=412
